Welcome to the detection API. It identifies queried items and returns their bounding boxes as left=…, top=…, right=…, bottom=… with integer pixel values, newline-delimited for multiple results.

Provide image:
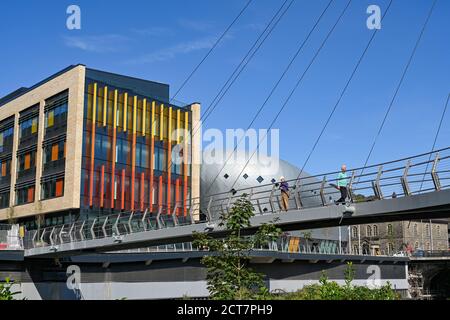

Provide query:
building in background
left=350, top=220, right=449, bottom=255
left=0, top=65, right=201, bottom=229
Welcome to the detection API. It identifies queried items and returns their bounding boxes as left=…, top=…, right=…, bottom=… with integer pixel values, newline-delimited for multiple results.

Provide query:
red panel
left=131, top=132, right=136, bottom=211
left=140, top=172, right=145, bottom=212
left=100, top=165, right=105, bottom=208
left=167, top=141, right=171, bottom=214
left=158, top=175, right=163, bottom=212
left=121, top=169, right=125, bottom=210
left=175, top=178, right=180, bottom=216
left=183, top=163, right=188, bottom=217
left=149, top=136, right=154, bottom=212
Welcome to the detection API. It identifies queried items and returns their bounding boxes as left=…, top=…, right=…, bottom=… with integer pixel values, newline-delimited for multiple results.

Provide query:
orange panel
left=24, top=153, right=31, bottom=170
left=27, top=186, right=34, bottom=203
left=51, top=144, right=59, bottom=161
left=56, top=179, right=64, bottom=197
left=1, top=162, right=6, bottom=177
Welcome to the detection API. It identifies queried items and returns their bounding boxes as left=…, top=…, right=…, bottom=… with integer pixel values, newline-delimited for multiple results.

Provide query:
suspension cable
left=419, top=93, right=450, bottom=191
left=170, top=0, right=254, bottom=102
left=203, top=0, right=337, bottom=195
left=229, top=0, right=356, bottom=191
left=295, top=0, right=394, bottom=184
left=358, top=0, right=438, bottom=179
left=166, top=0, right=295, bottom=175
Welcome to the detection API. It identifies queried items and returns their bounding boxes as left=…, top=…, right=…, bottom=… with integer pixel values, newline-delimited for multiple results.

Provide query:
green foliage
left=272, top=263, right=400, bottom=300
left=0, top=278, right=21, bottom=300
left=193, top=195, right=281, bottom=300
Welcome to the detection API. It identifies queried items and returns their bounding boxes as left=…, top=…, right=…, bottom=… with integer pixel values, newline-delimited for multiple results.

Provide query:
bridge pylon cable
left=170, top=0, right=254, bottom=103
left=294, top=0, right=394, bottom=185
left=166, top=0, right=295, bottom=176
left=228, top=0, right=355, bottom=191
left=203, top=0, right=336, bottom=196
left=358, top=0, right=438, bottom=180
left=419, top=93, right=450, bottom=191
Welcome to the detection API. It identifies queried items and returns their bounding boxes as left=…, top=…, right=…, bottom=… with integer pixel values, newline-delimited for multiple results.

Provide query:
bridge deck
left=24, top=188, right=450, bottom=258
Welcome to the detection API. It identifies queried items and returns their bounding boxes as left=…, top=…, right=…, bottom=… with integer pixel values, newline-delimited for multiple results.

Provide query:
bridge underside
left=24, top=189, right=450, bottom=258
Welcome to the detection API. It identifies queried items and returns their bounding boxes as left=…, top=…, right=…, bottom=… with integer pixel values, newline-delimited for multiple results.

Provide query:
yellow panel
left=31, top=118, right=38, bottom=134
left=113, top=90, right=118, bottom=130
left=123, top=92, right=128, bottom=132
left=142, top=99, right=147, bottom=136
left=103, top=86, right=108, bottom=127
left=176, top=109, right=181, bottom=144
left=159, top=104, right=164, bottom=140
left=151, top=101, right=155, bottom=137
left=92, top=83, right=97, bottom=124
left=133, top=96, right=137, bottom=134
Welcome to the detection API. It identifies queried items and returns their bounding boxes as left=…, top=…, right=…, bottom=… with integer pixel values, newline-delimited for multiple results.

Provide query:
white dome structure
left=200, top=151, right=348, bottom=242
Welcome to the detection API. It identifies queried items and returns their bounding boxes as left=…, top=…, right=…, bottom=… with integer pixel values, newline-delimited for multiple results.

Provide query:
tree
left=0, top=278, right=21, bottom=300
left=193, top=194, right=281, bottom=300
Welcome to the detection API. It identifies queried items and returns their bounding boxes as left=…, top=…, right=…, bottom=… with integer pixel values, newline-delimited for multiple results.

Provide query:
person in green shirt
left=335, top=164, right=348, bottom=204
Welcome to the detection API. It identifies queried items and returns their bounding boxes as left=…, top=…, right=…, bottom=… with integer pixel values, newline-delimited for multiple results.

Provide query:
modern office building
left=0, top=65, right=201, bottom=228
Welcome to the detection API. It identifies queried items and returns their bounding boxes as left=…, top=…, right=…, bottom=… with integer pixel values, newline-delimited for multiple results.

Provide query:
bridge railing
left=109, top=236, right=402, bottom=258
left=23, top=147, right=450, bottom=251
left=196, top=147, right=450, bottom=218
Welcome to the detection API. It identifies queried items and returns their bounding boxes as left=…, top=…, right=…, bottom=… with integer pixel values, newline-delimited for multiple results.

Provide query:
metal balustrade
left=22, top=147, right=450, bottom=251
left=108, top=236, right=402, bottom=258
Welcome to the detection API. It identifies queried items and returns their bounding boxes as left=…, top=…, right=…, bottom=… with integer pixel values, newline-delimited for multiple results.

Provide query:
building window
left=16, top=185, right=35, bottom=205
left=366, top=225, right=372, bottom=237
left=19, top=116, right=38, bottom=141
left=353, top=244, right=359, bottom=254
left=373, top=225, right=378, bottom=236
left=352, top=226, right=358, bottom=238
left=425, top=224, right=430, bottom=236
left=413, top=224, right=418, bottom=236
left=387, top=243, right=394, bottom=255
left=0, top=127, right=14, bottom=153
left=41, top=178, right=65, bottom=200
left=18, top=151, right=36, bottom=172
left=437, top=225, right=441, bottom=237
left=45, top=103, right=68, bottom=131
left=387, top=224, right=393, bottom=235
left=43, top=141, right=66, bottom=164
left=0, top=159, right=10, bottom=178
left=414, top=241, right=419, bottom=250
left=426, top=242, right=430, bottom=250
left=0, top=191, right=9, bottom=209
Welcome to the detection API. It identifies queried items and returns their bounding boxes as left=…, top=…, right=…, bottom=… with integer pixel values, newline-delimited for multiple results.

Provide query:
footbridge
left=22, top=147, right=450, bottom=257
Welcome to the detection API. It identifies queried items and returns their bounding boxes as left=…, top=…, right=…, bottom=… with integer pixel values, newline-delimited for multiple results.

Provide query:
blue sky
left=0, top=0, right=449, bottom=175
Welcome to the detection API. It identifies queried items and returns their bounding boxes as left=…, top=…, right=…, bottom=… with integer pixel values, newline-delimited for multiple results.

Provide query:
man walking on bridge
left=335, top=164, right=348, bottom=204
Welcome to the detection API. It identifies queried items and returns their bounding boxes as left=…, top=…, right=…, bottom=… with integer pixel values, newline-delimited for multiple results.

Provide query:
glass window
left=16, top=185, right=35, bottom=205
left=42, top=178, right=65, bottom=200
left=18, top=151, right=36, bottom=172
left=0, top=191, right=9, bottom=209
